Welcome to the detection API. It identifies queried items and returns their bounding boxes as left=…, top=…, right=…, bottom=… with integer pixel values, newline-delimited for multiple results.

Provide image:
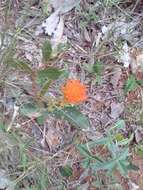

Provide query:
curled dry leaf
left=35, top=10, right=60, bottom=36
left=42, top=10, right=60, bottom=36
left=50, top=0, right=80, bottom=13
left=118, top=42, right=143, bottom=73
left=36, top=0, right=79, bottom=54
left=36, top=0, right=80, bottom=36
left=36, top=9, right=66, bottom=54
left=46, top=128, right=63, bottom=151
left=51, top=16, right=65, bottom=49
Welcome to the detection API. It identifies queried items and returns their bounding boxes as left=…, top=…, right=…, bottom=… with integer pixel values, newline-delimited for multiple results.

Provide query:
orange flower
left=62, top=79, right=87, bottom=104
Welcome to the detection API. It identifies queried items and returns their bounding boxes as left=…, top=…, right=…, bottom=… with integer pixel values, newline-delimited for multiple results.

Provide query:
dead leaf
left=50, top=0, right=80, bottom=13
left=132, top=125, right=143, bottom=144
left=110, top=67, right=122, bottom=88
left=71, top=163, right=84, bottom=181
left=136, top=51, right=143, bottom=68
left=118, top=42, right=131, bottom=68
left=95, top=32, right=102, bottom=48
left=129, top=153, right=143, bottom=189
left=110, top=102, right=124, bottom=120
left=130, top=48, right=143, bottom=73
left=101, top=19, right=140, bottom=43
left=128, top=180, right=140, bottom=190
left=135, top=129, right=143, bottom=144
left=37, top=10, right=66, bottom=53
left=101, top=25, right=108, bottom=35
left=51, top=16, right=64, bottom=49
left=46, top=128, right=63, bottom=151
left=42, top=10, right=60, bottom=36
left=83, top=28, right=91, bottom=42
left=118, top=43, right=143, bottom=73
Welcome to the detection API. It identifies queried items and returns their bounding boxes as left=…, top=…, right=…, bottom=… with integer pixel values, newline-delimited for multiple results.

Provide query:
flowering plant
left=8, top=41, right=91, bottom=130
left=62, top=79, right=87, bottom=104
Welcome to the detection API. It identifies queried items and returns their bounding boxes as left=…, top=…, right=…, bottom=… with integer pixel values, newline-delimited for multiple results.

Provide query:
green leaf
left=20, top=103, right=41, bottom=118
left=77, top=144, right=103, bottom=162
left=116, top=148, right=129, bottom=161
left=115, top=120, right=126, bottom=129
left=20, top=153, right=28, bottom=170
left=90, top=159, right=116, bottom=171
left=59, top=165, right=73, bottom=177
left=36, top=115, right=46, bottom=125
left=36, top=115, right=45, bottom=125
left=12, top=59, right=33, bottom=75
left=137, top=80, right=143, bottom=86
left=126, top=162, right=139, bottom=171
left=107, top=143, right=118, bottom=157
left=93, top=61, right=103, bottom=75
left=0, top=123, right=5, bottom=131
left=95, top=74, right=102, bottom=85
left=110, top=120, right=125, bottom=131
left=53, top=106, right=90, bottom=129
left=38, top=169, right=49, bottom=189
left=82, top=159, right=90, bottom=168
left=86, top=137, right=109, bottom=147
left=117, top=161, right=128, bottom=176
left=36, top=111, right=49, bottom=125
left=125, top=75, right=138, bottom=93
left=37, top=67, right=63, bottom=84
left=115, top=133, right=124, bottom=141
left=3, top=45, right=16, bottom=65
left=136, top=146, right=143, bottom=157
left=117, top=134, right=134, bottom=146
left=85, top=61, right=103, bottom=76
left=38, top=80, right=51, bottom=97
left=84, top=64, right=94, bottom=73
left=42, top=40, right=52, bottom=62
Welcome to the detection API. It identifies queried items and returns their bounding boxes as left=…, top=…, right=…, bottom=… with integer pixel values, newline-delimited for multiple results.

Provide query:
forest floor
left=0, top=0, right=143, bottom=190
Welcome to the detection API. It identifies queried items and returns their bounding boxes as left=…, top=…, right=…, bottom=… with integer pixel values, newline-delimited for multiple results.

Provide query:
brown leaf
left=46, top=128, right=63, bottom=151
left=130, top=48, right=143, bottom=73
left=129, top=153, right=143, bottom=190
left=110, top=102, right=124, bottom=120
left=110, top=67, right=122, bottom=88
left=135, top=130, right=143, bottom=144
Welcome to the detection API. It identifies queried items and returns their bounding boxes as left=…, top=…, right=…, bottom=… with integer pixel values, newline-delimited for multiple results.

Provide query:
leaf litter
left=1, top=0, right=143, bottom=189
left=36, top=0, right=80, bottom=54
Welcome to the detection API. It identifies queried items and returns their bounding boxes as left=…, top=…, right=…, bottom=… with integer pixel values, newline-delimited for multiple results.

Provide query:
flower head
left=62, top=79, right=87, bottom=104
